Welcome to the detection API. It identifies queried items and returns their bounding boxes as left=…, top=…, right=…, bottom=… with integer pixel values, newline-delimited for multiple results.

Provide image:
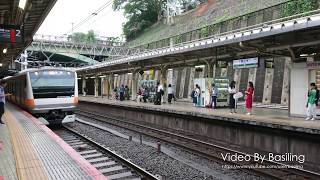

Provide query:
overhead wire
left=65, top=0, right=113, bottom=35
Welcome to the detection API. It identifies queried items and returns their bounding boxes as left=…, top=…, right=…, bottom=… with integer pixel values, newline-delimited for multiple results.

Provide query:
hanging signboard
left=0, top=25, right=23, bottom=43
left=233, top=57, right=259, bottom=69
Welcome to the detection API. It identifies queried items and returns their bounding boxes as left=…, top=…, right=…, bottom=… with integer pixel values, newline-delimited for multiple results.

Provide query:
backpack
left=160, top=89, right=164, bottom=96
left=191, top=90, right=195, bottom=98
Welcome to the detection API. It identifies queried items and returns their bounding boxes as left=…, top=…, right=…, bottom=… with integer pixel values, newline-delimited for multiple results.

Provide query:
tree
left=114, top=0, right=203, bottom=40
left=113, top=0, right=165, bottom=40
left=70, top=32, right=86, bottom=43
left=86, top=30, right=97, bottom=43
left=70, top=30, right=97, bottom=43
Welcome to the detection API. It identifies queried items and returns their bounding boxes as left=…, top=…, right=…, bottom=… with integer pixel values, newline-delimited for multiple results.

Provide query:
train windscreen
left=30, top=70, right=75, bottom=98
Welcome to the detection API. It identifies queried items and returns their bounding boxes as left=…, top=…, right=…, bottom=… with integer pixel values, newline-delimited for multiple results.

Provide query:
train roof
left=19, top=67, right=76, bottom=74
left=3, top=67, right=76, bottom=80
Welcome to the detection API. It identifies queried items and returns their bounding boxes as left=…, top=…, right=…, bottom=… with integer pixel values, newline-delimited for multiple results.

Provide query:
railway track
left=53, top=127, right=158, bottom=180
left=75, top=108, right=320, bottom=180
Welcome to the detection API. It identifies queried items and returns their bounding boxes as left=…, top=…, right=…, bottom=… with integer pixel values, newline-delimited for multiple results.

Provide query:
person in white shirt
left=228, top=81, right=237, bottom=114
left=0, top=80, right=11, bottom=124
left=155, top=81, right=164, bottom=105
left=167, top=84, right=174, bottom=104
left=191, top=84, right=201, bottom=107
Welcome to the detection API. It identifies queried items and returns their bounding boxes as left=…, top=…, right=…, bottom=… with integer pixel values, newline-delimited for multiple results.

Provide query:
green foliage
left=200, top=27, right=209, bottom=38
left=173, top=34, right=183, bottom=44
left=113, top=0, right=165, bottom=40
left=70, top=30, right=97, bottom=43
left=86, top=30, right=96, bottom=43
left=282, top=0, right=319, bottom=17
left=113, top=0, right=203, bottom=40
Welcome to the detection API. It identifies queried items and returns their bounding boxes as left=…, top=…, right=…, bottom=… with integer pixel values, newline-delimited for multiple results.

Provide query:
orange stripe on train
left=73, top=97, right=79, bottom=104
left=25, top=99, right=35, bottom=107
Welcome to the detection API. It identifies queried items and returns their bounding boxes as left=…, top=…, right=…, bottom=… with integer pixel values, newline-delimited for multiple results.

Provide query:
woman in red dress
left=245, top=82, right=254, bottom=115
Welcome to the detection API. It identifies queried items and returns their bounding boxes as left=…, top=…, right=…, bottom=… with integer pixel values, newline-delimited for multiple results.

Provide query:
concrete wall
left=80, top=101, right=320, bottom=172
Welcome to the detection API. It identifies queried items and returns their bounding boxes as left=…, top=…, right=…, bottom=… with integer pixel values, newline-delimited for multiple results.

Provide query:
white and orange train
left=5, top=68, right=78, bottom=125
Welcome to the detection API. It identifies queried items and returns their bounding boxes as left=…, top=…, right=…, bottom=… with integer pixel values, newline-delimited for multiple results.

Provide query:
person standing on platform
left=0, top=80, right=10, bottom=124
left=192, top=84, right=201, bottom=107
left=155, top=81, right=164, bottom=105
left=124, top=85, right=130, bottom=100
left=228, top=81, right=237, bottom=114
left=211, top=83, right=218, bottom=109
left=113, top=87, right=118, bottom=100
left=119, top=85, right=125, bottom=101
left=167, top=84, right=174, bottom=104
left=245, top=82, right=254, bottom=115
left=306, top=83, right=317, bottom=120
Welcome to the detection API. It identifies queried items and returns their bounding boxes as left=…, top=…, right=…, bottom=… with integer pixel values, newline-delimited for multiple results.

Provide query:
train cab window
left=29, top=70, right=75, bottom=98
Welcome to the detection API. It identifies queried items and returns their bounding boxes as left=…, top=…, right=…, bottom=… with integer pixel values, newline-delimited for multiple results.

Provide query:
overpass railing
left=33, top=34, right=126, bottom=47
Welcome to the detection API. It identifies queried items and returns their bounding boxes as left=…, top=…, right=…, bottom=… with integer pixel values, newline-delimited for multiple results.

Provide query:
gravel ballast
left=66, top=116, right=269, bottom=180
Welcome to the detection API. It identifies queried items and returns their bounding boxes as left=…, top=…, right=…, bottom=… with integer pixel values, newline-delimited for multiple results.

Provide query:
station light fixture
left=195, top=65, right=205, bottom=68
left=300, top=54, right=309, bottom=57
left=2, top=48, right=7, bottom=54
left=0, top=63, right=2, bottom=67
left=19, top=0, right=27, bottom=9
left=127, top=72, right=133, bottom=75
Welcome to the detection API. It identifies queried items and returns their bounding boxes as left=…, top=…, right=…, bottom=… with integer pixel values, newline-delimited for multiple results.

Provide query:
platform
left=79, top=96, right=320, bottom=135
left=0, top=103, right=106, bottom=180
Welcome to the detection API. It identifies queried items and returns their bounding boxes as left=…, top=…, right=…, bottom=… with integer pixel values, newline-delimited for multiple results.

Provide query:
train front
left=28, top=69, right=78, bottom=125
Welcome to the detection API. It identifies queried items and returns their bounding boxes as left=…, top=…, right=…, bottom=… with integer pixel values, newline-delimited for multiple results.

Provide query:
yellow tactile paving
left=4, top=111, right=48, bottom=180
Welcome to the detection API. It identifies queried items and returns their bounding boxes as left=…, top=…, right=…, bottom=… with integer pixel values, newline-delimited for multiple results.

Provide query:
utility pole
left=71, top=22, right=74, bottom=34
left=167, top=0, right=170, bottom=24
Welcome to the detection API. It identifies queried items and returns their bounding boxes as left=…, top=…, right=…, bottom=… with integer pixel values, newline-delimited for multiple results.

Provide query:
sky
left=36, top=0, right=126, bottom=38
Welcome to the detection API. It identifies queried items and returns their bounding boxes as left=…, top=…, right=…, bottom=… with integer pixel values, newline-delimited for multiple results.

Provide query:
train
left=5, top=67, right=78, bottom=124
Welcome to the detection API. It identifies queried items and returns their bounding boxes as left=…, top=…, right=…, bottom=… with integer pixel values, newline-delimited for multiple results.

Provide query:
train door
left=14, top=80, right=18, bottom=103
left=21, top=75, right=26, bottom=106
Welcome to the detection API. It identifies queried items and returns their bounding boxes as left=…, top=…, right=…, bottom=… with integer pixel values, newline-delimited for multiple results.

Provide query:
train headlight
left=34, top=72, right=39, bottom=76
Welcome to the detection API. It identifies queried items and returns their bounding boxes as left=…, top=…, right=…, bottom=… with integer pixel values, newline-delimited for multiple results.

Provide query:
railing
left=33, top=34, right=126, bottom=47
left=126, top=0, right=320, bottom=49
